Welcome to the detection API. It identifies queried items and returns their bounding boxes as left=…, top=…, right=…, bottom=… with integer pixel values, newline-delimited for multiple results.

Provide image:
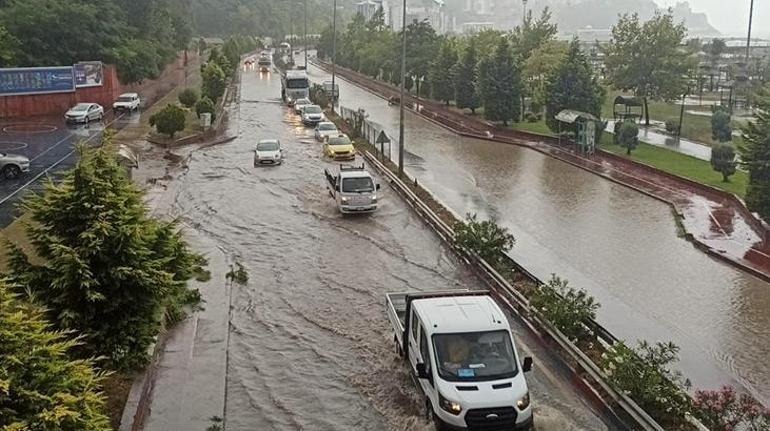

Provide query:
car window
left=419, top=325, right=432, bottom=383
left=410, top=309, right=419, bottom=342
left=319, top=124, right=336, bottom=131
left=73, top=105, right=89, bottom=111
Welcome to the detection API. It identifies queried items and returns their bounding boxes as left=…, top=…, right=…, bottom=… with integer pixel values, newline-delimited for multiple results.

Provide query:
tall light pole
left=746, top=0, right=755, bottom=63
left=398, top=0, right=407, bottom=177
left=332, top=0, right=337, bottom=112
left=304, top=0, right=308, bottom=69
left=522, top=0, right=527, bottom=27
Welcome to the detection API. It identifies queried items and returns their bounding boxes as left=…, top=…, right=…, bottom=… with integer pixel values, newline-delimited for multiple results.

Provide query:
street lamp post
left=304, top=0, right=308, bottom=70
left=398, top=0, right=407, bottom=177
left=332, top=0, right=337, bottom=112
left=746, top=0, right=755, bottom=63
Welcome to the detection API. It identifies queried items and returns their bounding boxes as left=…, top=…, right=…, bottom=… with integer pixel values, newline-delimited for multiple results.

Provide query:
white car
left=0, top=152, right=30, bottom=180
left=113, top=93, right=140, bottom=112
left=294, top=98, right=312, bottom=114
left=253, top=139, right=283, bottom=166
left=65, top=103, right=104, bottom=123
left=314, top=122, right=339, bottom=141
left=301, top=105, right=325, bottom=126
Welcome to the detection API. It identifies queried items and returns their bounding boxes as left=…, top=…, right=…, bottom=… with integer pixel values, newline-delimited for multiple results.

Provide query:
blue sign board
left=0, top=66, right=75, bottom=96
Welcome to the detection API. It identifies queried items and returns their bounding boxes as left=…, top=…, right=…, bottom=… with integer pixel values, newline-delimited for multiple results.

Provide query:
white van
left=386, top=291, right=534, bottom=430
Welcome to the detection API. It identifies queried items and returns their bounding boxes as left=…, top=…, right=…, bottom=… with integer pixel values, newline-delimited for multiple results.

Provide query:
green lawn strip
left=598, top=138, right=747, bottom=198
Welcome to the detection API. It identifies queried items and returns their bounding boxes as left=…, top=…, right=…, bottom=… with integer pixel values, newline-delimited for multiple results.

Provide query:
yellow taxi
left=323, top=134, right=356, bottom=161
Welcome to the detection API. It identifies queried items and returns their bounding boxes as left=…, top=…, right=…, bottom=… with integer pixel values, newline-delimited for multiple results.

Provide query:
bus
left=281, top=70, right=310, bottom=105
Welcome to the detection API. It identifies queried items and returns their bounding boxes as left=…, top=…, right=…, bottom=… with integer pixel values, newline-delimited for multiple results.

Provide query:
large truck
left=281, top=70, right=309, bottom=105
left=386, top=290, right=534, bottom=430
left=324, top=164, right=380, bottom=214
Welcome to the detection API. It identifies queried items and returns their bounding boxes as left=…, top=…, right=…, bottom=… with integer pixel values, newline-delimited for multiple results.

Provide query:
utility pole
left=398, top=0, right=407, bottom=177
left=522, top=0, right=527, bottom=27
left=332, top=0, right=337, bottom=112
left=304, top=0, right=308, bottom=69
left=746, top=0, right=754, bottom=63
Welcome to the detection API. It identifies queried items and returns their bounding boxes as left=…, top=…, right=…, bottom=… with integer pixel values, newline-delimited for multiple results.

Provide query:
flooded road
left=306, top=64, right=770, bottom=404
left=161, top=68, right=611, bottom=430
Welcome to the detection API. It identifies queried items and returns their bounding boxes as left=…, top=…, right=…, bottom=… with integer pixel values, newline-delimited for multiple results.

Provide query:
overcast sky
left=655, top=0, right=768, bottom=37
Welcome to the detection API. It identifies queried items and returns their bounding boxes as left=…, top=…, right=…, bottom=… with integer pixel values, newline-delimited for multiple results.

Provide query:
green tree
left=0, top=282, right=111, bottom=431
left=429, top=40, right=457, bottom=104
left=603, top=11, right=696, bottom=125
left=511, top=8, right=558, bottom=61
left=404, top=20, right=438, bottom=97
left=6, top=141, right=203, bottom=371
left=453, top=213, right=515, bottom=269
left=150, top=103, right=186, bottom=138
left=523, top=39, right=568, bottom=113
left=0, top=24, right=18, bottom=67
left=530, top=275, right=599, bottom=341
left=711, top=110, right=732, bottom=142
left=201, top=62, right=227, bottom=101
left=706, top=38, right=727, bottom=90
left=545, top=39, right=605, bottom=133
left=711, top=143, right=737, bottom=183
left=618, top=121, right=640, bottom=155
left=478, top=38, right=521, bottom=125
left=453, top=40, right=481, bottom=114
left=195, top=96, right=216, bottom=120
left=106, top=38, right=162, bottom=84
left=740, top=88, right=770, bottom=221
left=178, top=88, right=199, bottom=108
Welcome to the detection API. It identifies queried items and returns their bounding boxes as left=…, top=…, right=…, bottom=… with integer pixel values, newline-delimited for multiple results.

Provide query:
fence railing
left=338, top=105, right=396, bottom=162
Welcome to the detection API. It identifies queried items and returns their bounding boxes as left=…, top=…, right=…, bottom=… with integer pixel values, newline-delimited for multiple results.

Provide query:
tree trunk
left=471, top=108, right=476, bottom=115
left=626, top=146, right=631, bottom=155
left=723, top=173, right=730, bottom=182
left=643, top=97, right=650, bottom=126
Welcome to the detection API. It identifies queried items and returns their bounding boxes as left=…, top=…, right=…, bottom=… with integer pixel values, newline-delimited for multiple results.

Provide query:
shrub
left=453, top=213, right=515, bottom=269
left=711, top=110, right=733, bottom=142
left=150, top=103, right=186, bottom=138
left=617, top=121, right=640, bottom=155
left=309, top=84, right=330, bottom=109
left=0, top=281, right=111, bottom=430
left=694, top=386, right=770, bottom=431
left=178, top=88, right=199, bottom=108
left=530, top=275, right=599, bottom=341
left=601, top=341, right=692, bottom=426
left=201, top=62, right=227, bottom=101
left=665, top=119, right=680, bottom=135
left=6, top=139, right=205, bottom=370
left=195, top=96, right=216, bottom=120
left=711, top=143, right=737, bottom=182
left=524, top=112, right=540, bottom=123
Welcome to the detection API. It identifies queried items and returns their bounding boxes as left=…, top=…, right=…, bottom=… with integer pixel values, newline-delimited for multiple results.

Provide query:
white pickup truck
left=386, top=290, right=534, bottom=431
left=324, top=164, right=380, bottom=214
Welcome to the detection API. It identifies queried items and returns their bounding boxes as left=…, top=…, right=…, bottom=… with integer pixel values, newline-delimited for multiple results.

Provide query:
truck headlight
left=371, top=195, right=377, bottom=203
left=439, top=393, right=462, bottom=415
left=341, top=197, right=349, bottom=203
left=517, top=391, right=530, bottom=410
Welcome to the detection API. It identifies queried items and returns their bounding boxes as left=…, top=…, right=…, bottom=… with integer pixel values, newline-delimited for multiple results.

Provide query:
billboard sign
left=74, top=62, right=104, bottom=88
left=0, top=66, right=75, bottom=96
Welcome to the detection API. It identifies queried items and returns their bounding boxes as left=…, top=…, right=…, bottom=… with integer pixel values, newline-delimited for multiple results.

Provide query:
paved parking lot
left=0, top=111, right=138, bottom=227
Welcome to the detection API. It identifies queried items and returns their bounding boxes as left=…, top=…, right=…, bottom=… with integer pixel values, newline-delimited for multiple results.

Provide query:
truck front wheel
left=426, top=400, right=447, bottom=431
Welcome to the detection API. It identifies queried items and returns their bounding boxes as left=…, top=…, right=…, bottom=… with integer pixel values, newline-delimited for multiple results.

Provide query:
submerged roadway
left=154, top=65, right=617, bottom=430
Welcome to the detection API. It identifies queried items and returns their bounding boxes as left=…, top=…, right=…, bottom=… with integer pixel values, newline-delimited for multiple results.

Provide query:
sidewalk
left=605, top=119, right=713, bottom=161
left=317, top=61, right=770, bottom=283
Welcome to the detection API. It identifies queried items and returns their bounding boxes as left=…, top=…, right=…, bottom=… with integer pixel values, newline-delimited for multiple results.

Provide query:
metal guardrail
left=360, top=148, right=667, bottom=431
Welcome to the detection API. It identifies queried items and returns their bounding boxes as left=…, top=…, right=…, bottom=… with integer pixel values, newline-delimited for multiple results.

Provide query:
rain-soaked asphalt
left=162, top=67, right=612, bottom=430
left=303, top=64, right=770, bottom=405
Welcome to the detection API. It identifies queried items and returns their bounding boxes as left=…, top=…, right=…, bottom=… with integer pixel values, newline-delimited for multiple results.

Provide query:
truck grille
left=465, top=407, right=517, bottom=430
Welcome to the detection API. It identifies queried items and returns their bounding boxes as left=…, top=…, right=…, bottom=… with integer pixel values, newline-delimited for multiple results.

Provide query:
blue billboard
left=0, top=66, right=75, bottom=97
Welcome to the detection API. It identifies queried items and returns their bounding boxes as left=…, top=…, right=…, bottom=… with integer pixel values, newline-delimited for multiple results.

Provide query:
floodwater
left=163, top=68, right=611, bottom=430
left=306, top=64, right=770, bottom=405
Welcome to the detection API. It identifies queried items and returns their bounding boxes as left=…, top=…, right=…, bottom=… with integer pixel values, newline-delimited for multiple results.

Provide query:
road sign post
left=376, top=130, right=391, bottom=160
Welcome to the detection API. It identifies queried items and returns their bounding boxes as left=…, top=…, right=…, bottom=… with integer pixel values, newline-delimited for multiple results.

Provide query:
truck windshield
left=342, top=177, right=374, bottom=193
left=433, top=330, right=517, bottom=382
left=286, top=78, right=309, bottom=89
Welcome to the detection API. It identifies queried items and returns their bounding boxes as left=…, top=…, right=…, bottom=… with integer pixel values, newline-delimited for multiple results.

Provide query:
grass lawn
left=598, top=135, right=747, bottom=198
left=511, top=120, right=554, bottom=136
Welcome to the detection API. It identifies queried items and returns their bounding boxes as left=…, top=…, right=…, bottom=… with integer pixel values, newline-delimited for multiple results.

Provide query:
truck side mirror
left=522, top=356, right=533, bottom=373
left=416, top=363, right=429, bottom=379
left=376, top=184, right=381, bottom=190
left=335, top=185, right=340, bottom=192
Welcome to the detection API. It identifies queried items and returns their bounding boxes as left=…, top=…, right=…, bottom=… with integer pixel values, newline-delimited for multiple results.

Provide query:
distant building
left=461, top=22, right=495, bottom=35
left=391, top=2, right=447, bottom=33
left=356, top=0, right=390, bottom=26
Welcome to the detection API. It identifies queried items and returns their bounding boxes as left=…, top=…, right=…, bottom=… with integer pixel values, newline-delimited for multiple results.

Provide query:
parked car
left=386, top=290, right=535, bottom=431
left=323, top=134, right=355, bottom=160
left=65, top=103, right=104, bottom=123
left=314, top=122, right=339, bottom=141
left=113, top=93, right=140, bottom=112
left=0, top=152, right=30, bottom=180
left=253, top=139, right=283, bottom=166
left=301, top=104, right=325, bottom=126
left=293, top=98, right=312, bottom=114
